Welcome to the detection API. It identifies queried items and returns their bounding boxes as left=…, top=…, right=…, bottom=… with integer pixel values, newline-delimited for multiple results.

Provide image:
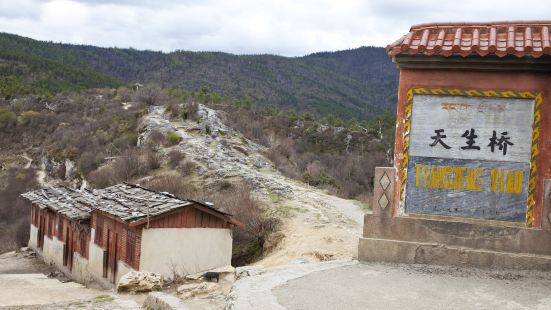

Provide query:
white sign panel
left=405, top=94, right=535, bottom=222
left=409, top=95, right=535, bottom=163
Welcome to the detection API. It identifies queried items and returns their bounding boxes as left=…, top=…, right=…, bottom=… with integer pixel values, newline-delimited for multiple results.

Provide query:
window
left=95, top=216, right=103, bottom=246
left=126, top=230, right=136, bottom=265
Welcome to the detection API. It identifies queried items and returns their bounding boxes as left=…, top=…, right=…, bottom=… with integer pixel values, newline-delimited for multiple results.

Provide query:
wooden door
left=104, top=229, right=111, bottom=278
left=64, top=227, right=73, bottom=271
left=111, top=233, right=119, bottom=283
left=38, top=215, right=45, bottom=249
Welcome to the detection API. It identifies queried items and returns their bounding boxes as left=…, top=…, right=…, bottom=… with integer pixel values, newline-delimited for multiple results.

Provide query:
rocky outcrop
left=141, top=105, right=294, bottom=198
left=117, top=271, right=163, bottom=292
left=235, top=265, right=265, bottom=280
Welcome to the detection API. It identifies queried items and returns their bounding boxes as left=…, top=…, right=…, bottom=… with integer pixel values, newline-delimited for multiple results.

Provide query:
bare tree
left=131, top=85, right=166, bottom=106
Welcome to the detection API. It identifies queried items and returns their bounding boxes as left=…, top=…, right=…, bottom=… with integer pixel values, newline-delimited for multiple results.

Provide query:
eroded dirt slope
left=141, top=105, right=367, bottom=266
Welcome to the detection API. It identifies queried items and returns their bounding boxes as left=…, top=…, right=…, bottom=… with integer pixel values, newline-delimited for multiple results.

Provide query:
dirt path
left=0, top=250, right=54, bottom=274
left=0, top=251, right=141, bottom=309
left=142, top=105, right=366, bottom=266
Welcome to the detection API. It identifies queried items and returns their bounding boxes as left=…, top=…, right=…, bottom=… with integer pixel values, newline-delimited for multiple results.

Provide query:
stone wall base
left=361, top=176, right=551, bottom=274
left=358, top=237, right=551, bottom=270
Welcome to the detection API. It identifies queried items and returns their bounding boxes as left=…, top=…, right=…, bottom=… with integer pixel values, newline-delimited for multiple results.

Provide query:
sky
left=0, top=0, right=549, bottom=56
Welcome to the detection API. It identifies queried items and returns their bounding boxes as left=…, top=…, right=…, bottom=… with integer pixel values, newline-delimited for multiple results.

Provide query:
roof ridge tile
left=387, top=21, right=551, bottom=59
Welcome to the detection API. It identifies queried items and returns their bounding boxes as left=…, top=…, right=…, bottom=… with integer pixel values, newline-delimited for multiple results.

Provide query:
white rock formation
left=117, top=271, right=163, bottom=292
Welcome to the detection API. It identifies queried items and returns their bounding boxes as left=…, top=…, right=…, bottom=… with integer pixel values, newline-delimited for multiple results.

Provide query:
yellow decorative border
left=400, top=88, right=541, bottom=227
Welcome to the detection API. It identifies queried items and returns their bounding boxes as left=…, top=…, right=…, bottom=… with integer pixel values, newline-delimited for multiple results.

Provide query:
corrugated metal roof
left=387, top=21, right=551, bottom=58
left=21, top=187, right=96, bottom=220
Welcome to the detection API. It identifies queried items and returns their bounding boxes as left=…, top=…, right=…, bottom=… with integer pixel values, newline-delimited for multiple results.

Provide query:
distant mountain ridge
left=0, top=32, right=398, bottom=119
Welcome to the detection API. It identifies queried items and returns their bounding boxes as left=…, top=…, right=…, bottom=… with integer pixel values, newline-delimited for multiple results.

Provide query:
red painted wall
left=90, top=205, right=231, bottom=271
left=148, top=207, right=231, bottom=229
left=392, top=69, right=551, bottom=227
left=32, top=204, right=90, bottom=258
left=91, top=212, right=141, bottom=270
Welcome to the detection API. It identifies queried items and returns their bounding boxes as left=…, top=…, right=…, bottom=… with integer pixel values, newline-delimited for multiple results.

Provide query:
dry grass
left=215, top=104, right=389, bottom=200
left=167, top=149, right=185, bottom=168
left=144, top=174, right=198, bottom=199
left=207, top=182, right=280, bottom=266
left=88, top=148, right=157, bottom=188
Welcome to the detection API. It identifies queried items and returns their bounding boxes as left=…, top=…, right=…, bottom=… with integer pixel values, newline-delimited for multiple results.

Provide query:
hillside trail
left=141, top=104, right=366, bottom=267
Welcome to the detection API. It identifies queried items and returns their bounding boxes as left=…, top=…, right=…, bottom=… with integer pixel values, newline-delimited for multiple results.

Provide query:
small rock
left=235, top=266, right=265, bottom=280
left=253, top=160, right=267, bottom=168
left=289, top=258, right=308, bottom=265
left=310, top=251, right=336, bottom=262
left=117, top=271, right=163, bottom=293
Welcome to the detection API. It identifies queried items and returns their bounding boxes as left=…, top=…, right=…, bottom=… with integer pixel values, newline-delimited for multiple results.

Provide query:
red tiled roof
left=387, top=21, right=551, bottom=58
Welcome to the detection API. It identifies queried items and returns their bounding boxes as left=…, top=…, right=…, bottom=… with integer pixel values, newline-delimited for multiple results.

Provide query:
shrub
left=88, top=165, right=117, bottom=188
left=144, top=174, right=197, bottom=199
left=303, top=161, right=336, bottom=186
left=166, top=102, right=182, bottom=118
left=131, top=85, right=165, bottom=106
left=115, top=86, right=132, bottom=102
left=145, top=150, right=162, bottom=170
left=167, top=149, right=185, bottom=168
left=16, top=110, right=40, bottom=126
left=166, top=131, right=182, bottom=145
left=178, top=159, right=197, bottom=176
left=0, top=108, right=16, bottom=128
left=112, top=148, right=147, bottom=181
left=146, top=129, right=165, bottom=148
left=78, top=151, right=102, bottom=175
left=88, top=148, right=151, bottom=188
left=182, top=101, right=199, bottom=120
left=206, top=182, right=280, bottom=266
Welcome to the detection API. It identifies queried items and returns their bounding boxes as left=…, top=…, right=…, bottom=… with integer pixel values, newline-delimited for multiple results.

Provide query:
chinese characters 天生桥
left=429, top=128, right=513, bottom=155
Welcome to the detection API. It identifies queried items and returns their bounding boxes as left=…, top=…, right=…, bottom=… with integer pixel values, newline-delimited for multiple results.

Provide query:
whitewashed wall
left=42, top=236, right=64, bottom=267
left=88, top=228, right=107, bottom=282
left=140, top=228, right=232, bottom=279
left=28, top=224, right=38, bottom=249
left=72, top=253, right=92, bottom=284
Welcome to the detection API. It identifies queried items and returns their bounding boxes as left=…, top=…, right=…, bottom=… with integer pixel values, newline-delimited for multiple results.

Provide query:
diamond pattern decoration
left=378, top=193, right=389, bottom=210
left=380, top=172, right=391, bottom=191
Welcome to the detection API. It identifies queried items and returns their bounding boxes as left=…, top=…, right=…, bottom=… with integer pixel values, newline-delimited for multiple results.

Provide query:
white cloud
left=0, top=0, right=549, bottom=56
left=0, top=0, right=42, bottom=19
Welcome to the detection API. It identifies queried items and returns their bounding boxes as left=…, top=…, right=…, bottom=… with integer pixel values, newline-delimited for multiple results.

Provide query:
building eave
left=392, top=54, right=551, bottom=72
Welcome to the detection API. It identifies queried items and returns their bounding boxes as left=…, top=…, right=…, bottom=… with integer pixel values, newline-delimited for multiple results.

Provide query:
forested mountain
left=0, top=32, right=398, bottom=119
